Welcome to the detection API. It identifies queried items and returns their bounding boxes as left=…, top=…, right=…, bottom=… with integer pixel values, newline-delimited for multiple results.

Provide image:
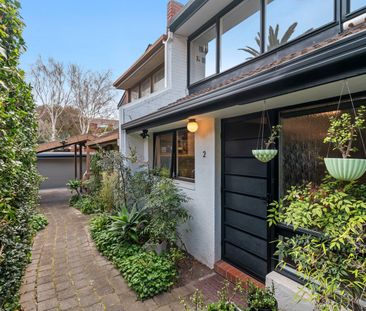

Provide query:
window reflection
left=221, top=0, right=261, bottom=70
left=176, top=129, right=195, bottom=180
left=265, top=0, right=334, bottom=52
left=280, top=108, right=366, bottom=194
left=190, top=25, right=217, bottom=84
left=154, top=133, right=173, bottom=173
left=350, top=0, right=366, bottom=12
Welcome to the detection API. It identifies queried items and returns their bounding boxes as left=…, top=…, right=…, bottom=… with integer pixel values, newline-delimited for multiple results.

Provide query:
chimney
left=167, top=0, right=184, bottom=25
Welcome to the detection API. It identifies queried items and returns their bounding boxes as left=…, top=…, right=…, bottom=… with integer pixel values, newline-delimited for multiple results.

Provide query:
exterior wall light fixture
left=187, top=119, right=198, bottom=133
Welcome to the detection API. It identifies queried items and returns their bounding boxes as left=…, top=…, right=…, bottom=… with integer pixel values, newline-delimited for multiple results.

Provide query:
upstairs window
left=140, top=77, right=151, bottom=98
left=265, top=0, right=334, bottom=52
left=154, top=129, right=195, bottom=182
left=190, top=25, right=217, bottom=84
left=128, top=66, right=165, bottom=103
left=350, top=0, right=366, bottom=12
left=220, top=0, right=261, bottom=70
left=153, top=67, right=165, bottom=92
left=130, top=85, right=139, bottom=102
left=188, top=0, right=335, bottom=85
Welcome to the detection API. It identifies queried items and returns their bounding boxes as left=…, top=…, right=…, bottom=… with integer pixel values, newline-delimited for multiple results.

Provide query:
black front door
left=221, top=113, right=273, bottom=281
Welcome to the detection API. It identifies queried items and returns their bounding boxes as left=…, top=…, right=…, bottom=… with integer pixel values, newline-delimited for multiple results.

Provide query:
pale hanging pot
left=324, top=158, right=366, bottom=181
left=252, top=149, right=278, bottom=163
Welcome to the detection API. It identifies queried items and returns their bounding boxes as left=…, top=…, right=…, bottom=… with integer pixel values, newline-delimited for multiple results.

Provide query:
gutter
left=168, top=0, right=209, bottom=32
left=122, top=31, right=366, bottom=133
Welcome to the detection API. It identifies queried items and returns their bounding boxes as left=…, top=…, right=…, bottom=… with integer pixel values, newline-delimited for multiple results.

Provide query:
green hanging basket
left=324, top=158, right=366, bottom=181
left=252, top=149, right=278, bottom=163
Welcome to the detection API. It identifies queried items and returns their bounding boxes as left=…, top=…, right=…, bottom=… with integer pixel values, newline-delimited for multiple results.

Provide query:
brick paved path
left=19, top=189, right=204, bottom=311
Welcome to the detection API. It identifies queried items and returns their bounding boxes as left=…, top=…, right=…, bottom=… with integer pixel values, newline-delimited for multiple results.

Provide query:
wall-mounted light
left=187, top=119, right=198, bottom=133
left=140, top=129, right=149, bottom=139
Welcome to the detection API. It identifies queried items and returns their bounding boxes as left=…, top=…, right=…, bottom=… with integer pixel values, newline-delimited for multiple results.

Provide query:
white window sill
left=174, top=179, right=195, bottom=191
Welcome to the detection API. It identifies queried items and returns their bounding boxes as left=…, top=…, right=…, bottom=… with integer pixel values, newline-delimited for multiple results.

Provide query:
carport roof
left=37, top=134, right=96, bottom=153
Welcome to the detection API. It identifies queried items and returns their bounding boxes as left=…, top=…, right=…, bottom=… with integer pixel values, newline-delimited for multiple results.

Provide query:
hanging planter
left=323, top=81, right=366, bottom=181
left=252, top=103, right=281, bottom=163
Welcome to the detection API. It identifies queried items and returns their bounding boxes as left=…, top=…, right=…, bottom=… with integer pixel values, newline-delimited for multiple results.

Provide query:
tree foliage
left=0, top=0, right=40, bottom=309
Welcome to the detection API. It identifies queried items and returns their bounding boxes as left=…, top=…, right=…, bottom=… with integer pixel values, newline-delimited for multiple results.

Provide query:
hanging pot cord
left=256, top=101, right=272, bottom=150
left=326, top=80, right=366, bottom=158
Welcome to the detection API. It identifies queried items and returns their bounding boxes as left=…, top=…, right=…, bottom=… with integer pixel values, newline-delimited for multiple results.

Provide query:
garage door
left=222, top=113, right=272, bottom=281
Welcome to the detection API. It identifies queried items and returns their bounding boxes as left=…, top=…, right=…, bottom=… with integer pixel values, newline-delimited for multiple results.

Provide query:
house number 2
left=203, top=151, right=207, bottom=158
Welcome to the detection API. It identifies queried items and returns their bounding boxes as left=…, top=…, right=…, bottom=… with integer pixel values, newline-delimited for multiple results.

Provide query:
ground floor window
left=279, top=104, right=366, bottom=195
left=154, top=128, right=195, bottom=181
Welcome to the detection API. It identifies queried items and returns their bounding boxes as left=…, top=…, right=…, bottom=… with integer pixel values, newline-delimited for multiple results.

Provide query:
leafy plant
left=246, top=282, right=277, bottom=311
left=144, top=177, right=190, bottom=245
left=324, top=106, right=366, bottom=158
left=99, top=172, right=118, bottom=211
left=89, top=214, right=177, bottom=300
left=66, top=179, right=81, bottom=196
left=118, top=251, right=176, bottom=300
left=240, top=23, right=298, bottom=59
left=109, top=206, right=146, bottom=243
left=268, top=176, right=366, bottom=310
left=181, top=281, right=243, bottom=311
left=264, top=125, right=281, bottom=150
left=73, top=195, right=100, bottom=214
left=0, top=0, right=40, bottom=309
left=30, top=213, right=48, bottom=233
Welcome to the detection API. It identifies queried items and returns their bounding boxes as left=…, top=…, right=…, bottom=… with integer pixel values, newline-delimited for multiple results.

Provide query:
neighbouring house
left=89, top=118, right=119, bottom=135
left=116, top=1, right=366, bottom=309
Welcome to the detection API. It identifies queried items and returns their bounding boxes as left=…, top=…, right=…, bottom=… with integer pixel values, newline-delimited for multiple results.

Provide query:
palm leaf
left=280, top=22, right=298, bottom=45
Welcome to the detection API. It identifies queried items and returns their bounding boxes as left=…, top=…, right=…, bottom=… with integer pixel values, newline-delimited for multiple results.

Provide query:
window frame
left=153, top=128, right=195, bottom=183
left=128, top=64, right=165, bottom=103
left=187, top=0, right=339, bottom=87
left=271, top=95, right=366, bottom=282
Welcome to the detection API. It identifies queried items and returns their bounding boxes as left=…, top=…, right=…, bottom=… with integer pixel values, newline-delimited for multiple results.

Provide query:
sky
left=20, top=0, right=187, bottom=81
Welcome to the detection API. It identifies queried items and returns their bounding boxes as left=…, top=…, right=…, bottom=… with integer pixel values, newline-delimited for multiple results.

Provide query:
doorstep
left=214, top=260, right=264, bottom=289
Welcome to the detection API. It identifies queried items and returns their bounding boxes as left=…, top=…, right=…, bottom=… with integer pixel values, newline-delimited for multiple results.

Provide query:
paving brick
left=37, top=288, right=57, bottom=302
left=79, top=294, right=101, bottom=307
left=38, top=282, right=54, bottom=292
left=38, top=298, right=59, bottom=311
left=101, top=293, right=121, bottom=306
left=59, top=296, right=79, bottom=310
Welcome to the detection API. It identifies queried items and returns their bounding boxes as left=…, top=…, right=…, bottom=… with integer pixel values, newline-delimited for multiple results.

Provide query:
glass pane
left=280, top=107, right=366, bottom=194
left=220, top=0, right=261, bottom=70
left=350, top=0, right=366, bottom=12
left=153, top=67, right=165, bottom=92
left=190, top=25, right=217, bottom=84
left=130, top=85, right=139, bottom=102
left=140, top=77, right=151, bottom=98
left=154, top=133, right=173, bottom=174
left=176, top=129, right=195, bottom=180
left=265, top=0, right=334, bottom=52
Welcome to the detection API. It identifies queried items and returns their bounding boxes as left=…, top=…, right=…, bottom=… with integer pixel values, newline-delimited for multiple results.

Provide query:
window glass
left=176, top=129, right=195, bottom=180
left=220, top=0, right=261, bottom=70
left=265, top=0, right=334, bottom=52
left=154, top=133, right=173, bottom=173
left=130, top=85, right=139, bottom=102
left=153, top=67, right=165, bottom=92
left=190, top=25, right=217, bottom=84
left=350, top=0, right=366, bottom=12
left=140, top=77, right=151, bottom=98
left=280, top=107, right=366, bottom=195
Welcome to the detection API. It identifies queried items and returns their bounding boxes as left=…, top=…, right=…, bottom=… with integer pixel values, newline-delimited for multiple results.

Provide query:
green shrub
left=144, top=178, right=190, bottom=245
left=69, top=194, right=80, bottom=207
left=73, top=195, right=100, bottom=214
left=109, top=206, right=146, bottom=244
left=30, top=213, right=48, bottom=233
left=66, top=179, right=81, bottom=195
left=118, top=251, right=176, bottom=300
left=89, top=214, right=177, bottom=300
left=0, top=0, right=40, bottom=309
left=246, top=282, right=277, bottom=311
left=269, top=176, right=366, bottom=310
left=99, top=172, right=118, bottom=211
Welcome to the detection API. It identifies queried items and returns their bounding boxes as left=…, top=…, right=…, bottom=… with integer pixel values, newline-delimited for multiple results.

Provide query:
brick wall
left=167, top=0, right=184, bottom=25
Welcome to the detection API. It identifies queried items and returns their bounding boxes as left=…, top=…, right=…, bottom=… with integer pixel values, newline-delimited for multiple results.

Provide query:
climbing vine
left=0, top=0, right=40, bottom=309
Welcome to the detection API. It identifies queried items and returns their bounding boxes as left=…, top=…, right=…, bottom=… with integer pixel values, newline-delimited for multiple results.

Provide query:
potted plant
left=246, top=282, right=277, bottom=311
left=323, top=105, right=366, bottom=181
left=252, top=125, right=281, bottom=163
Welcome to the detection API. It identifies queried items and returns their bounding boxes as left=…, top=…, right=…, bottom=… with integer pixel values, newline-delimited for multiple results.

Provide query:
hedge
left=0, top=0, right=40, bottom=310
